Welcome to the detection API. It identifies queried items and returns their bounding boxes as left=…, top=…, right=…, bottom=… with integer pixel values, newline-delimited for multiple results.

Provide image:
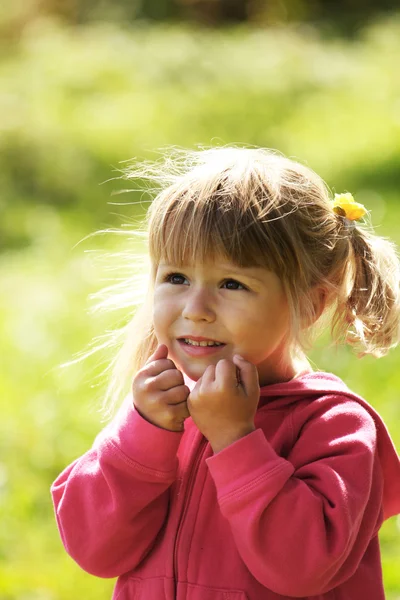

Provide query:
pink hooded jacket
left=51, top=372, right=400, bottom=600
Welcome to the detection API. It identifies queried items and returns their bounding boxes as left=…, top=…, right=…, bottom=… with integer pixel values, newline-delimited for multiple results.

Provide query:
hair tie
left=332, top=193, right=367, bottom=230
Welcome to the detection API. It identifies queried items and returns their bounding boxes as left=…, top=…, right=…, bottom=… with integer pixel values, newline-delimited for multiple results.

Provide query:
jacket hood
left=259, top=371, right=400, bottom=521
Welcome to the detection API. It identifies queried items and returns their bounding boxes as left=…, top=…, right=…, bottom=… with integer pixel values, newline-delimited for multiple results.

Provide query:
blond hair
left=100, top=147, right=400, bottom=415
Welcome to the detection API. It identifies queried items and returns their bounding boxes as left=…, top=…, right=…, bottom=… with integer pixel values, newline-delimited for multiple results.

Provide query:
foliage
left=2, top=16, right=400, bottom=249
left=1, top=17, right=399, bottom=599
left=1, top=0, right=399, bottom=30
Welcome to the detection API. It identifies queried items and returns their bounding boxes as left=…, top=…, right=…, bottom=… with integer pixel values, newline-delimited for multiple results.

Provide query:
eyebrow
left=220, top=266, right=266, bottom=284
left=158, top=262, right=266, bottom=284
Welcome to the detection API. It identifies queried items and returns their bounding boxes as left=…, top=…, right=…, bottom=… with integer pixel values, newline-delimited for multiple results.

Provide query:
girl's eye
left=222, top=279, right=246, bottom=290
left=165, top=273, right=188, bottom=285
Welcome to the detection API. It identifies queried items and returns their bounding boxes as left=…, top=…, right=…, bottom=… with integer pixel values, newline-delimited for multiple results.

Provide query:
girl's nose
left=182, top=288, right=216, bottom=322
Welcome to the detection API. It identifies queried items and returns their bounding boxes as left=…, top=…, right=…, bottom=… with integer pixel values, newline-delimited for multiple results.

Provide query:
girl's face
left=153, top=258, right=297, bottom=386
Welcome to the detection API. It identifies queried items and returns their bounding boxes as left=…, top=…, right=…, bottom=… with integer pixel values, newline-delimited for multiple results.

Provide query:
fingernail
left=235, top=354, right=245, bottom=360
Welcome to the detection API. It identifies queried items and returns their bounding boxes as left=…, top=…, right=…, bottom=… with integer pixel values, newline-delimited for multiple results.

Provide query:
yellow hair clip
left=332, top=193, right=367, bottom=221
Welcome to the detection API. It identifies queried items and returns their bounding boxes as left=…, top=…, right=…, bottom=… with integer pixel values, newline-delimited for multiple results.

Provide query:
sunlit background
left=1, top=1, right=400, bottom=598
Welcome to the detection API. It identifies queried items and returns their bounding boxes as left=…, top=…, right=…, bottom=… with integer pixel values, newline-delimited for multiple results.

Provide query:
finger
left=201, top=364, right=216, bottom=387
left=163, top=384, right=190, bottom=405
left=146, top=343, right=169, bottom=364
left=155, top=368, right=184, bottom=391
left=232, top=355, right=260, bottom=396
left=165, top=399, right=190, bottom=430
left=145, top=358, right=177, bottom=377
left=215, top=358, right=237, bottom=386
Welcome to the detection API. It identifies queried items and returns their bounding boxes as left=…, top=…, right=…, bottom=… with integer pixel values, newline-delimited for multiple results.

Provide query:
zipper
left=173, top=432, right=208, bottom=598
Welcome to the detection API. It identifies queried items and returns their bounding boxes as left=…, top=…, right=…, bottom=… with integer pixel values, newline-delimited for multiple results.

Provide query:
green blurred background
left=1, top=1, right=400, bottom=598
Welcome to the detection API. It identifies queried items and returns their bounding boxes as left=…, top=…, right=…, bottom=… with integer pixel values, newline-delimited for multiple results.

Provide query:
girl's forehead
left=158, top=253, right=246, bottom=269
left=157, top=256, right=276, bottom=279
left=158, top=237, right=267, bottom=266
left=150, top=194, right=283, bottom=273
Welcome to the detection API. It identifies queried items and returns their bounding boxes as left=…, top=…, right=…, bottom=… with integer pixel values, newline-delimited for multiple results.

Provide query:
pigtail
left=337, top=227, right=400, bottom=356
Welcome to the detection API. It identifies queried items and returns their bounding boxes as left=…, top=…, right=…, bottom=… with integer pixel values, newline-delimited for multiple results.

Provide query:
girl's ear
left=310, top=285, right=327, bottom=324
left=302, top=285, right=327, bottom=329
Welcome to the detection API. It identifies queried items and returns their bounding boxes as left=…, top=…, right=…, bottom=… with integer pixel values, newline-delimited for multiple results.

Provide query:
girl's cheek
left=153, top=300, right=175, bottom=333
left=152, top=306, right=164, bottom=334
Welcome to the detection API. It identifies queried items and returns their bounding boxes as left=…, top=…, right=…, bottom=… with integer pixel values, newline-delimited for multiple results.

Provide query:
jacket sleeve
left=206, top=397, right=384, bottom=597
left=51, top=396, right=183, bottom=578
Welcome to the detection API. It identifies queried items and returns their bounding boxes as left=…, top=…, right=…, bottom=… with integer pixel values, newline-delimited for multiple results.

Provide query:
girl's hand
left=132, top=344, right=190, bottom=432
left=187, top=355, right=260, bottom=453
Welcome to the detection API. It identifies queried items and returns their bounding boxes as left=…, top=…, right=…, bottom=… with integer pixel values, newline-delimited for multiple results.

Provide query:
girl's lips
left=177, top=339, right=226, bottom=357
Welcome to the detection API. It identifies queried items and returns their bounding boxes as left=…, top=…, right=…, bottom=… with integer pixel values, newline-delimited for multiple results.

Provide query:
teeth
left=184, top=339, right=222, bottom=347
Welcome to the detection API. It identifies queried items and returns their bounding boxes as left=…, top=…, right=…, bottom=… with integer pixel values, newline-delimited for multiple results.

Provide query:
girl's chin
left=172, top=350, right=235, bottom=382
left=181, top=366, right=205, bottom=382
left=177, top=362, right=211, bottom=383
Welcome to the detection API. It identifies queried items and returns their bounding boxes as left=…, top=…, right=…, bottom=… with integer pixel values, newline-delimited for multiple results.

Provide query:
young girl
left=51, top=147, right=400, bottom=600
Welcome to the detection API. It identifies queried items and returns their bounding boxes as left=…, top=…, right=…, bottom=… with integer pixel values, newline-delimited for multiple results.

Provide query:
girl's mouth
left=177, top=338, right=226, bottom=356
